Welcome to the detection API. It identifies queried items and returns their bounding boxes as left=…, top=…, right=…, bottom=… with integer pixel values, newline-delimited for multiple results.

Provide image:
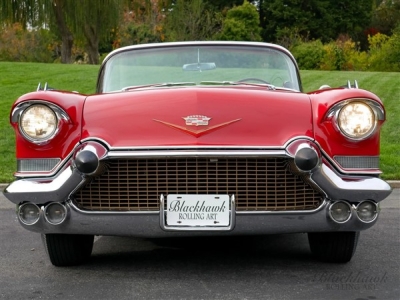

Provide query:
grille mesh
left=334, top=156, right=379, bottom=169
left=72, top=157, right=323, bottom=212
left=17, top=158, right=60, bottom=172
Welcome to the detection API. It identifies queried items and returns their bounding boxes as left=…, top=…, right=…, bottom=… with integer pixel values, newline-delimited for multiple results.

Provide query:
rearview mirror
left=182, top=62, right=216, bottom=71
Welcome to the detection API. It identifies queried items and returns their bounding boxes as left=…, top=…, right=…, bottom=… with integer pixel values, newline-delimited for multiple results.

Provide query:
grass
left=0, top=62, right=398, bottom=182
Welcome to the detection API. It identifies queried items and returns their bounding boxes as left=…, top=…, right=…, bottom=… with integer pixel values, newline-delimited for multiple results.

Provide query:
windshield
left=100, top=45, right=300, bottom=93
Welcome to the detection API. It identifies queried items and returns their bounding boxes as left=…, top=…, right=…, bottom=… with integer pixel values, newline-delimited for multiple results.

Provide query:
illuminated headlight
left=338, top=102, right=376, bottom=140
left=19, top=104, right=58, bottom=141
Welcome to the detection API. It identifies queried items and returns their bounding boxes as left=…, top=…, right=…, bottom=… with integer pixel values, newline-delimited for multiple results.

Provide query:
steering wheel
left=237, top=78, right=270, bottom=84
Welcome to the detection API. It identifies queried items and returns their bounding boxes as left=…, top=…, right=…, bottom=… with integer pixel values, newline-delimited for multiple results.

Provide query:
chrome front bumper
left=7, top=198, right=382, bottom=237
left=4, top=140, right=392, bottom=236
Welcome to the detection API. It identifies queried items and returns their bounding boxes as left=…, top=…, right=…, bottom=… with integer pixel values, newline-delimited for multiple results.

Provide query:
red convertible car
left=5, top=41, right=392, bottom=266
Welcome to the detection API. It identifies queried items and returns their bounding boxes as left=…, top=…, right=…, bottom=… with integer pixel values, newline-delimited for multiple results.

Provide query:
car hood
left=81, top=87, right=313, bottom=147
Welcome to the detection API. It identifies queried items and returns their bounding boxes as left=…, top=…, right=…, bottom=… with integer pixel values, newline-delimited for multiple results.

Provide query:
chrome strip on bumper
left=17, top=200, right=378, bottom=236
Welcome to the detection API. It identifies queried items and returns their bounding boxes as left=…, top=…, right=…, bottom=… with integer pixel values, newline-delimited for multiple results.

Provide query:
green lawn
left=0, top=62, right=398, bottom=182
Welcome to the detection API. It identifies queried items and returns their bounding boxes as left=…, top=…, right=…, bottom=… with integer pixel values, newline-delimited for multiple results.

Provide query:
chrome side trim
left=69, top=201, right=328, bottom=216
left=79, top=136, right=315, bottom=151
left=106, top=150, right=287, bottom=159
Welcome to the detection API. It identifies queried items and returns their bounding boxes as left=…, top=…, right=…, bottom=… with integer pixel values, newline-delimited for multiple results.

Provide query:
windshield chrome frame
left=97, top=41, right=303, bottom=93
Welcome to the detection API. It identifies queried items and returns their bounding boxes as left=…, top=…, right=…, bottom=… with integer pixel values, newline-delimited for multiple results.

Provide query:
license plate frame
left=160, top=194, right=236, bottom=231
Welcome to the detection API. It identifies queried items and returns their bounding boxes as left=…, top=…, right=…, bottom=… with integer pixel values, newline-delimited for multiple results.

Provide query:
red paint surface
left=11, top=86, right=385, bottom=167
left=81, top=87, right=314, bottom=147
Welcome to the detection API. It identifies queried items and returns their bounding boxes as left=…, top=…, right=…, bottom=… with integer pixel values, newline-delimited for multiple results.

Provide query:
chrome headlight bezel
left=19, top=104, right=58, bottom=142
left=13, top=101, right=70, bottom=144
left=327, top=99, right=384, bottom=141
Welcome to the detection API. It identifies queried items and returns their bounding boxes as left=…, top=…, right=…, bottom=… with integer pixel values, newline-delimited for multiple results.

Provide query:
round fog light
left=329, top=201, right=352, bottom=223
left=356, top=201, right=378, bottom=223
left=44, top=202, right=67, bottom=225
left=18, top=203, right=40, bottom=225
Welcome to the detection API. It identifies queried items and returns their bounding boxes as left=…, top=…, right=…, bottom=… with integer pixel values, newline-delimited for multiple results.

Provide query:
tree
left=163, top=0, right=220, bottom=41
left=372, top=0, right=400, bottom=35
left=215, top=0, right=262, bottom=41
left=51, top=0, right=74, bottom=63
left=56, top=0, right=124, bottom=64
left=0, top=0, right=49, bottom=29
left=1, top=0, right=125, bottom=64
left=260, top=0, right=373, bottom=44
left=116, top=0, right=172, bottom=46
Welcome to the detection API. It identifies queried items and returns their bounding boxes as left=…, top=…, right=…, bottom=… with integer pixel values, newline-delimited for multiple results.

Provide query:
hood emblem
left=153, top=116, right=241, bottom=138
left=183, top=115, right=211, bottom=126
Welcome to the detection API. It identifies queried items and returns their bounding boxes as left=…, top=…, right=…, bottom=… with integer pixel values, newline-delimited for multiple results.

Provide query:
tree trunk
left=52, top=0, right=73, bottom=63
left=83, top=24, right=99, bottom=64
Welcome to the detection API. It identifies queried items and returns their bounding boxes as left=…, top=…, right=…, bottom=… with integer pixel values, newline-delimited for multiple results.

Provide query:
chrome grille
left=72, top=157, right=323, bottom=211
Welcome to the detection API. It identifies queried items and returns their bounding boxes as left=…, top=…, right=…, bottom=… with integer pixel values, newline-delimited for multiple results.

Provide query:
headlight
left=337, top=102, right=376, bottom=140
left=19, top=104, right=58, bottom=142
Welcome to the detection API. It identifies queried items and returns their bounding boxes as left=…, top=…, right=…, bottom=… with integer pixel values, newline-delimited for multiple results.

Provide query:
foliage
left=367, top=25, right=400, bottom=71
left=0, top=0, right=51, bottom=28
left=202, top=0, right=247, bottom=10
left=163, top=0, right=220, bottom=41
left=115, top=3, right=165, bottom=48
left=291, top=40, right=326, bottom=70
left=291, top=35, right=376, bottom=71
left=261, top=0, right=373, bottom=44
left=371, top=0, right=400, bottom=35
left=215, top=0, right=262, bottom=41
left=0, top=23, right=57, bottom=63
left=275, top=27, right=305, bottom=50
left=1, top=0, right=125, bottom=64
left=319, top=36, right=368, bottom=71
left=1, top=0, right=400, bottom=71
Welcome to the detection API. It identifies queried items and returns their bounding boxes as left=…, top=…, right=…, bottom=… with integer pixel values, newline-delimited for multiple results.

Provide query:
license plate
left=166, top=194, right=230, bottom=227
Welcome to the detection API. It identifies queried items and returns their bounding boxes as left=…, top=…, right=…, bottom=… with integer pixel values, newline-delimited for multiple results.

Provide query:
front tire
left=42, top=234, right=94, bottom=266
left=308, top=231, right=359, bottom=263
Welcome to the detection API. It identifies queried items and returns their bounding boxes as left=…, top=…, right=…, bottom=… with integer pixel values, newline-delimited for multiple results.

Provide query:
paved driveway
left=0, top=190, right=399, bottom=300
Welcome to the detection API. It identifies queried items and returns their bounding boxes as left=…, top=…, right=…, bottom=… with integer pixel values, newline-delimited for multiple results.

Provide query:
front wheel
left=42, top=234, right=94, bottom=266
left=308, top=231, right=359, bottom=263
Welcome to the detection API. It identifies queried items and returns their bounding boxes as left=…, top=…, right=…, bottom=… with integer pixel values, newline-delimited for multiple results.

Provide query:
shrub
left=275, top=27, right=304, bottom=50
left=291, top=40, right=325, bottom=70
left=215, top=0, right=262, bottom=41
left=0, top=23, right=58, bottom=63
left=368, top=29, right=400, bottom=72
left=320, top=36, right=368, bottom=71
